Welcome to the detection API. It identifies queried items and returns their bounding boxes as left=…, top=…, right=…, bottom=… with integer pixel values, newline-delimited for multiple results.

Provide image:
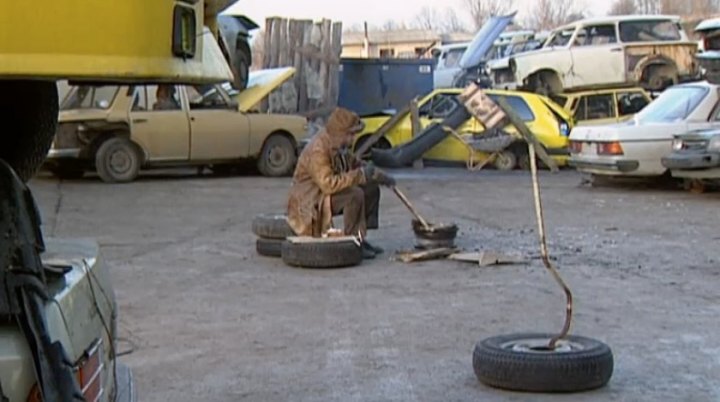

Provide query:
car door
left=185, top=84, right=251, bottom=160
left=129, top=85, right=190, bottom=161
left=569, top=24, right=626, bottom=87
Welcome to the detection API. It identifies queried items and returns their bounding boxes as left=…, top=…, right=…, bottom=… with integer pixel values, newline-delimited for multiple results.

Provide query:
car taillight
left=597, top=141, right=624, bottom=155
left=569, top=141, right=582, bottom=153
left=26, top=339, right=105, bottom=402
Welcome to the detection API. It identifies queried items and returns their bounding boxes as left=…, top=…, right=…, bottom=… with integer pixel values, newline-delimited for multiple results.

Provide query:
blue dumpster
left=338, top=58, right=434, bottom=116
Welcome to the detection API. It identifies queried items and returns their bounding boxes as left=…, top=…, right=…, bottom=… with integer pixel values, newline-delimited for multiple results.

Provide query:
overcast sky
left=225, top=0, right=613, bottom=36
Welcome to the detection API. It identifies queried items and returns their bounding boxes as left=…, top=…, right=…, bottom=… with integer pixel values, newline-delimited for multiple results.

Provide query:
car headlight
left=708, top=136, right=720, bottom=151
left=672, top=139, right=683, bottom=151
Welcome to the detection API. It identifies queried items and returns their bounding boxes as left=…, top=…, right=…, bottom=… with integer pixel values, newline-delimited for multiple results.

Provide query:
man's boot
left=362, top=240, right=384, bottom=255
left=360, top=241, right=376, bottom=259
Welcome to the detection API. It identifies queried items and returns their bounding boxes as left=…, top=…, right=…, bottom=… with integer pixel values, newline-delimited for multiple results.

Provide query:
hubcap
left=268, top=146, right=288, bottom=168
left=109, top=150, right=132, bottom=174
left=501, top=337, right=584, bottom=353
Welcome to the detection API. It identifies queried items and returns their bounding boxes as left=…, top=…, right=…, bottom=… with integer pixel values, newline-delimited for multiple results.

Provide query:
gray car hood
left=458, top=12, right=516, bottom=69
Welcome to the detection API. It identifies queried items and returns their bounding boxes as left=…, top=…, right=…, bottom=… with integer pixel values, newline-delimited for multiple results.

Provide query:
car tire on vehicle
left=473, top=333, right=614, bottom=393
left=256, top=238, right=283, bottom=258
left=252, top=213, right=295, bottom=239
left=95, top=137, right=142, bottom=183
left=257, top=134, right=297, bottom=177
left=493, top=150, right=517, bottom=171
left=281, top=238, right=363, bottom=269
left=0, top=80, right=58, bottom=182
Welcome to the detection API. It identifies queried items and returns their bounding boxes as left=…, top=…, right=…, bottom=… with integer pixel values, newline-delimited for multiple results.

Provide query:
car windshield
left=635, top=86, right=708, bottom=123
left=61, top=86, right=119, bottom=110
left=619, top=20, right=681, bottom=42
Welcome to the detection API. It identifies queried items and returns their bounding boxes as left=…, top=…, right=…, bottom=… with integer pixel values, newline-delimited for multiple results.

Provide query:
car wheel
left=95, top=137, right=141, bottom=183
left=0, top=80, right=58, bottom=182
left=232, top=49, right=250, bottom=91
left=252, top=213, right=295, bottom=239
left=257, top=134, right=297, bottom=177
left=473, top=333, right=614, bottom=392
left=493, top=150, right=517, bottom=171
left=256, top=238, right=283, bottom=258
left=50, top=165, right=85, bottom=180
left=281, top=238, right=363, bottom=269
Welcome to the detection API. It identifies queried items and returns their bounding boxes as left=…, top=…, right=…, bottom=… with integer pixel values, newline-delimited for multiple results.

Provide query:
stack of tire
left=252, top=213, right=294, bottom=258
left=251, top=213, right=363, bottom=269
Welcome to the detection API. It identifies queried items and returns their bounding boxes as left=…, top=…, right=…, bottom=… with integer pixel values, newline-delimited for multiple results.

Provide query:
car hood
left=570, top=122, right=687, bottom=141
left=58, top=109, right=111, bottom=122
left=458, top=13, right=516, bottom=69
left=236, top=67, right=296, bottom=112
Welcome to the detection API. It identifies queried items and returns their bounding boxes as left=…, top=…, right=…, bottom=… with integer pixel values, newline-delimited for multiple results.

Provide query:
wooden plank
left=299, top=20, right=313, bottom=113
left=263, top=17, right=274, bottom=69
left=410, top=98, right=423, bottom=169
left=287, top=235, right=359, bottom=244
left=270, top=18, right=281, bottom=68
left=396, top=247, right=457, bottom=263
left=329, top=21, right=343, bottom=108
left=449, top=251, right=528, bottom=266
left=318, top=19, right=331, bottom=108
left=354, top=104, right=412, bottom=158
left=278, top=19, right=288, bottom=67
left=291, top=20, right=302, bottom=107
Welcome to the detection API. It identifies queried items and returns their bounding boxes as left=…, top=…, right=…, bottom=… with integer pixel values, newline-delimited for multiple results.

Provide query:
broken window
left=619, top=20, right=681, bottom=43
left=575, top=94, right=616, bottom=121
left=61, top=85, right=119, bottom=110
left=617, top=92, right=649, bottom=116
left=487, top=94, right=535, bottom=121
left=443, top=48, right=466, bottom=68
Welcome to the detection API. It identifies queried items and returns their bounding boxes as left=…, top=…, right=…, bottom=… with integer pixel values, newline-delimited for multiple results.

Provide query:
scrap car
left=568, top=81, right=720, bottom=177
left=45, top=67, right=308, bottom=183
left=354, top=87, right=574, bottom=170
left=661, top=127, right=720, bottom=185
left=551, top=87, right=652, bottom=126
left=505, top=15, right=700, bottom=95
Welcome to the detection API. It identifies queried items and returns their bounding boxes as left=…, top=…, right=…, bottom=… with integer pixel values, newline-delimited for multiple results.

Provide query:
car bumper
left=47, top=148, right=82, bottom=159
left=569, top=155, right=639, bottom=174
left=661, top=153, right=720, bottom=170
left=115, top=362, right=137, bottom=402
left=670, top=167, right=720, bottom=179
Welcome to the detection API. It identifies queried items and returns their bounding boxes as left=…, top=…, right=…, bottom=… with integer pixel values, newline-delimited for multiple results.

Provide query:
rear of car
left=569, top=83, right=719, bottom=176
left=662, top=128, right=720, bottom=180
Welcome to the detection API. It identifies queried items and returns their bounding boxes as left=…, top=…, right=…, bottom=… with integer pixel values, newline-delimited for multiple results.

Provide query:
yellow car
left=354, top=88, right=575, bottom=170
left=549, top=87, right=652, bottom=127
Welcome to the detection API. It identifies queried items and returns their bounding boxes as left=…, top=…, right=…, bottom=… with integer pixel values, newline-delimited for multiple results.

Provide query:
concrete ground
left=29, top=168, right=720, bottom=402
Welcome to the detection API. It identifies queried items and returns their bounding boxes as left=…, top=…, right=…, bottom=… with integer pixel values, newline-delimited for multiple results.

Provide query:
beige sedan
left=46, top=67, right=308, bottom=182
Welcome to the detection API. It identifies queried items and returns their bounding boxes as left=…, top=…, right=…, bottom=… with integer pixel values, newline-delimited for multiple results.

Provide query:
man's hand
left=373, top=168, right=396, bottom=187
left=362, top=161, right=375, bottom=181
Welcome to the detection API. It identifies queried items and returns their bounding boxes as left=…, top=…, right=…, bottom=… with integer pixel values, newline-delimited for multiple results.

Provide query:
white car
left=568, top=81, right=720, bottom=177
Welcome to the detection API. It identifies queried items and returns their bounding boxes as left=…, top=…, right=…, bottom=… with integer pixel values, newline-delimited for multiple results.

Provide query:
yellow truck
left=0, top=1, right=248, bottom=401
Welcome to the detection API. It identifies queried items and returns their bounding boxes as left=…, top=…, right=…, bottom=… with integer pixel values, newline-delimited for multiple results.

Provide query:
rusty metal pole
left=528, top=143, right=573, bottom=349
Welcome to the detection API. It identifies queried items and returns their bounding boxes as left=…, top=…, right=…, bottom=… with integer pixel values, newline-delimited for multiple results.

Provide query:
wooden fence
left=262, top=17, right=343, bottom=119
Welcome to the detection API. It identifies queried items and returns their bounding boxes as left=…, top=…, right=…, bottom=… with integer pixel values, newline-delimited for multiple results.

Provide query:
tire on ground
left=473, top=332, right=613, bottom=393
left=256, top=238, right=283, bottom=257
left=281, top=239, right=363, bottom=268
left=0, top=80, right=58, bottom=182
left=493, top=150, right=517, bottom=171
left=252, top=213, right=295, bottom=239
left=95, top=137, right=142, bottom=183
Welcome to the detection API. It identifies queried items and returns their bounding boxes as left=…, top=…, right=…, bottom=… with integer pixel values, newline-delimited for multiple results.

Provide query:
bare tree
left=463, top=0, right=516, bottom=30
left=609, top=0, right=638, bottom=14
left=660, top=0, right=719, bottom=15
left=442, top=8, right=468, bottom=33
left=381, top=20, right=407, bottom=31
left=413, top=6, right=437, bottom=30
left=525, top=0, right=583, bottom=30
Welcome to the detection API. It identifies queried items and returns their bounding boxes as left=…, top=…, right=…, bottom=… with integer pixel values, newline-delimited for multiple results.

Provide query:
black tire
left=281, top=239, right=363, bottom=268
left=257, top=134, right=297, bottom=177
left=0, top=80, right=58, bottom=182
left=251, top=213, right=295, bottom=239
left=473, top=333, right=614, bottom=393
left=232, top=48, right=250, bottom=91
left=95, top=137, right=142, bottom=183
left=493, top=150, right=517, bottom=171
left=49, top=164, right=85, bottom=180
left=354, top=135, right=391, bottom=159
left=256, top=238, right=283, bottom=257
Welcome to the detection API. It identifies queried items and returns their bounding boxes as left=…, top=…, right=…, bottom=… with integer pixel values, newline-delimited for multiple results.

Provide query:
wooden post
left=410, top=98, right=423, bottom=169
left=329, top=22, right=343, bottom=108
